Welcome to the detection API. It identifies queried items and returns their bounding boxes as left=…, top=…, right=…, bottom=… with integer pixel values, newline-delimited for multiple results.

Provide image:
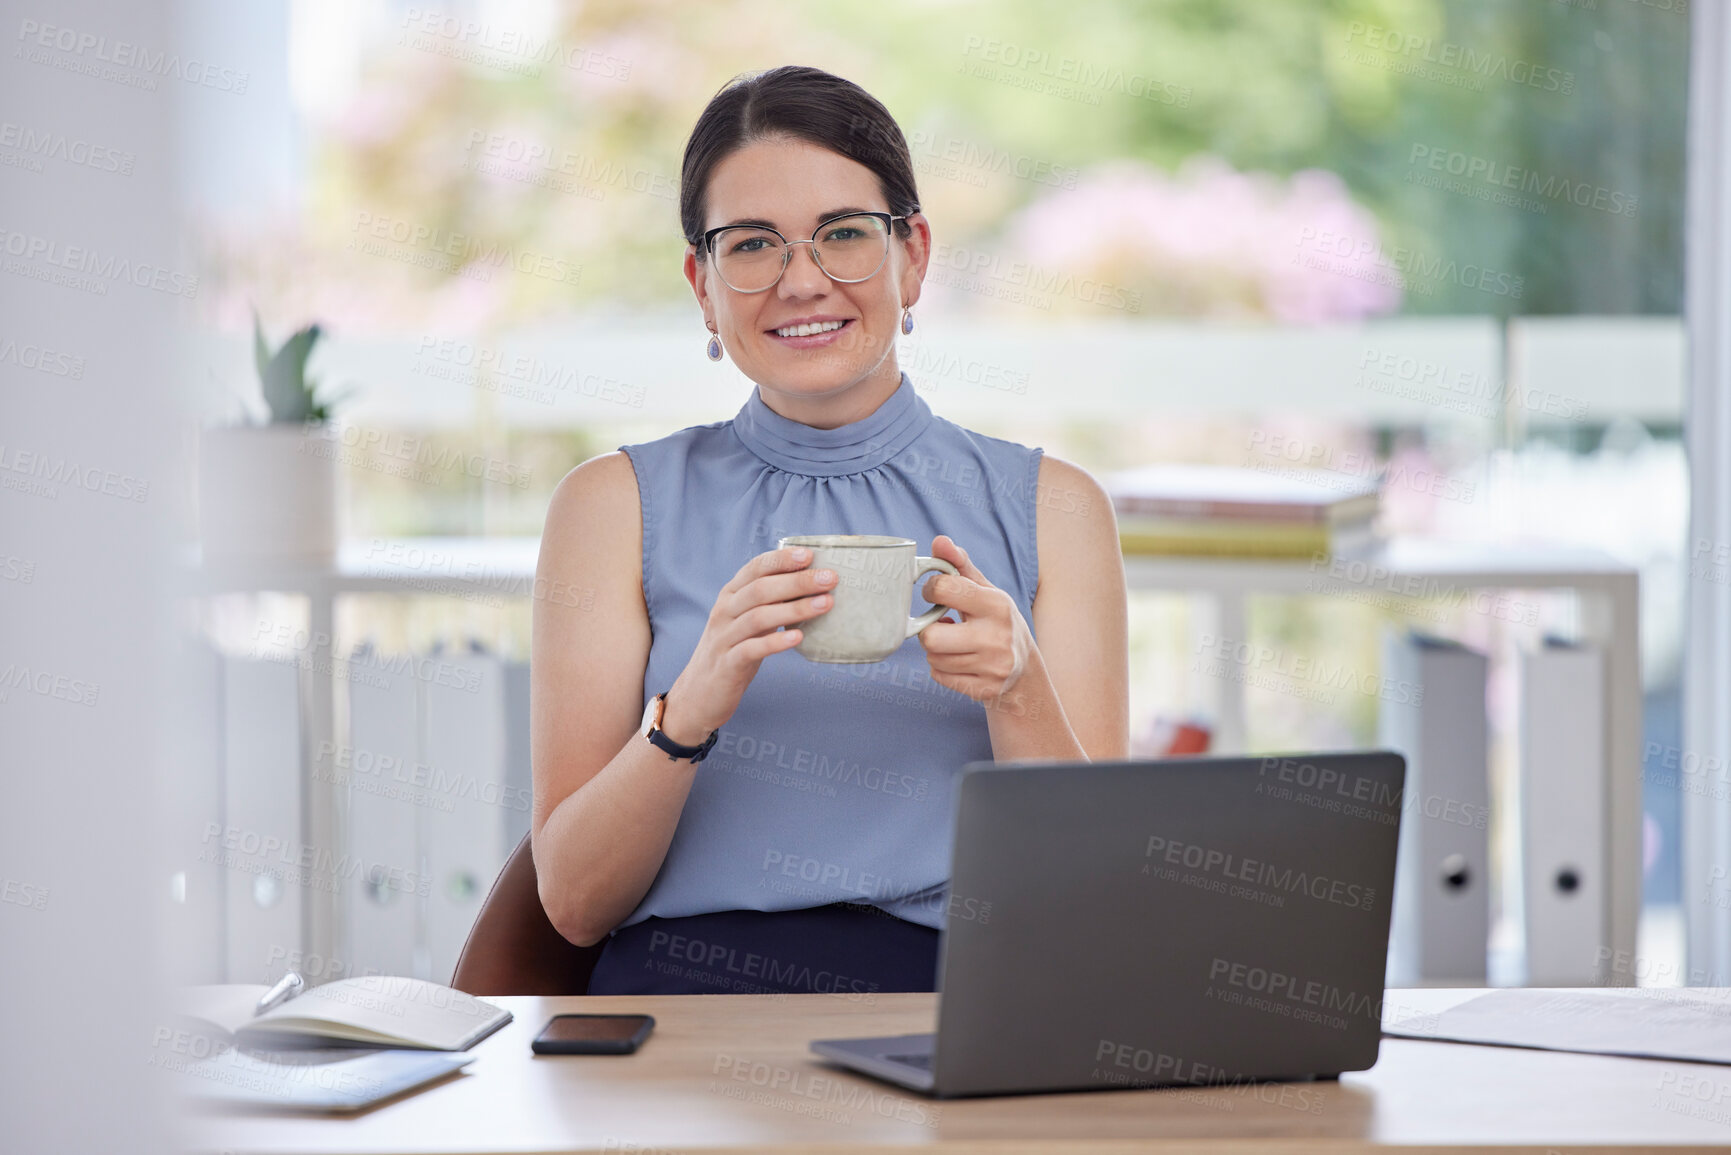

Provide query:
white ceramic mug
left=777, top=534, right=960, bottom=663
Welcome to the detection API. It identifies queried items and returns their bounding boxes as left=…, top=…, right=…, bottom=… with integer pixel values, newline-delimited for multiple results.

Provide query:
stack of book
left=1105, top=464, right=1381, bottom=560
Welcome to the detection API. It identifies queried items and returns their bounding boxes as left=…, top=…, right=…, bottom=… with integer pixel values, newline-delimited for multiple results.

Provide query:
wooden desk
left=185, top=989, right=1731, bottom=1153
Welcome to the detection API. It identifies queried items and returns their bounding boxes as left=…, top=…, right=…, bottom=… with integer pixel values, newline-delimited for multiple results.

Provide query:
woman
left=531, top=65, right=1128, bottom=996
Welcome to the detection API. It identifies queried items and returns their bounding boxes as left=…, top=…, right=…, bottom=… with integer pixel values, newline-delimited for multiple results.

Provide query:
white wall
left=0, top=0, right=188, bottom=1149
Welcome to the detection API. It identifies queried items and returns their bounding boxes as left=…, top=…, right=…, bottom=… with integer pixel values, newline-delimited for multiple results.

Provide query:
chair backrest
left=450, top=832, right=604, bottom=995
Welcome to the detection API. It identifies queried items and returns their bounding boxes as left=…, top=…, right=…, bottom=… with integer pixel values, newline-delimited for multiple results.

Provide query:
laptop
left=810, top=751, right=1406, bottom=1098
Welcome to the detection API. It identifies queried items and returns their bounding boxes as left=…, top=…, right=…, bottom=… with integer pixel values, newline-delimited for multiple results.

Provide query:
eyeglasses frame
left=697, top=210, right=915, bottom=293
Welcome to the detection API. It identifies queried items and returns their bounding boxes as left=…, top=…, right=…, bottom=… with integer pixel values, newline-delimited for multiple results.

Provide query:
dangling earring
left=706, top=327, right=723, bottom=362
left=900, top=308, right=915, bottom=336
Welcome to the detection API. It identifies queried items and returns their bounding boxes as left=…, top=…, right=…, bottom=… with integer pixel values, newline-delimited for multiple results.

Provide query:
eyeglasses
left=699, top=211, right=911, bottom=294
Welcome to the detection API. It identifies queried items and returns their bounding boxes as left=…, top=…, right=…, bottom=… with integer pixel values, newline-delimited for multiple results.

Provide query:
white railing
left=185, top=315, right=1685, bottom=430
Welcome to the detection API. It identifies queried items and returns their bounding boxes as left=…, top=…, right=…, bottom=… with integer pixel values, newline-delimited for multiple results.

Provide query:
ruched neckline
left=732, top=372, right=932, bottom=477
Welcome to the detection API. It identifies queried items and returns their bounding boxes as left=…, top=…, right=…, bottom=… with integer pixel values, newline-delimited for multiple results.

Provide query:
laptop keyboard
left=885, top=1052, right=933, bottom=1070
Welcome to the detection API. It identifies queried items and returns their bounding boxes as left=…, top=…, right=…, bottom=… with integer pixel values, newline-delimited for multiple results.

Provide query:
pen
left=255, top=970, right=304, bottom=1016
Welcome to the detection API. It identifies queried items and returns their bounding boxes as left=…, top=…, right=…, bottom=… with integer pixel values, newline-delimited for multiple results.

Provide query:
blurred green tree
left=247, top=0, right=1682, bottom=324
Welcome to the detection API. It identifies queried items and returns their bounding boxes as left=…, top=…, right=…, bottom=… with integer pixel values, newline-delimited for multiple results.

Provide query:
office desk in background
left=189, top=536, right=1643, bottom=989
left=186, top=988, right=1731, bottom=1154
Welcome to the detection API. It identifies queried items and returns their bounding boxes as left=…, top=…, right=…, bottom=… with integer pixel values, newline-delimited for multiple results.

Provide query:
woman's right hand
left=659, top=545, right=837, bottom=744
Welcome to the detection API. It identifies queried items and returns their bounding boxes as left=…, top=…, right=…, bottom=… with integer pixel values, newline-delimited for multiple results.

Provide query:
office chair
left=450, top=832, right=604, bottom=995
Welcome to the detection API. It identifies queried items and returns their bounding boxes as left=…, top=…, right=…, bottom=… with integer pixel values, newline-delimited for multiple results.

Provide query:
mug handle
left=906, top=558, right=961, bottom=639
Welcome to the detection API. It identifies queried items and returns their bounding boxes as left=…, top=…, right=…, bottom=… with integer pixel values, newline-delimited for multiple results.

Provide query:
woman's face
left=685, top=135, right=929, bottom=404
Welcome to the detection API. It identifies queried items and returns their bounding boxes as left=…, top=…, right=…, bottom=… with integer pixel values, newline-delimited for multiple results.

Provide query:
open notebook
left=181, top=975, right=511, bottom=1051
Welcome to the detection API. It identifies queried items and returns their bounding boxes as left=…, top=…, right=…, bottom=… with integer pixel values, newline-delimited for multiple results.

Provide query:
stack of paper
left=1386, top=988, right=1731, bottom=1065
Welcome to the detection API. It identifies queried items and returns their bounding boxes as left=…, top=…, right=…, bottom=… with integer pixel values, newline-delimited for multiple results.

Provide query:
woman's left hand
left=915, top=534, right=1034, bottom=705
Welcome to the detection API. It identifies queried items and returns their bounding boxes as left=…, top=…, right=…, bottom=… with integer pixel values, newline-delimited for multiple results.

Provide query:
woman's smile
left=764, top=315, right=856, bottom=348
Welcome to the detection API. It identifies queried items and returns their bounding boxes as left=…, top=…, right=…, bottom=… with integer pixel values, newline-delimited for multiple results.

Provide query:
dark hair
left=680, top=65, right=921, bottom=256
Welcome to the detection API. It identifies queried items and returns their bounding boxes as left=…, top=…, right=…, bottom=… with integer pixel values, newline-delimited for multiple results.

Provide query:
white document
left=1385, top=987, right=1731, bottom=1064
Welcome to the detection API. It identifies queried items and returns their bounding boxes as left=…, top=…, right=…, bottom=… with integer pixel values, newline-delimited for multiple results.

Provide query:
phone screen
left=538, top=1015, right=651, bottom=1043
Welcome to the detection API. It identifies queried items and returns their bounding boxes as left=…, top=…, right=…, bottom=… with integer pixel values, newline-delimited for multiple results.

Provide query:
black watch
left=641, top=690, right=719, bottom=763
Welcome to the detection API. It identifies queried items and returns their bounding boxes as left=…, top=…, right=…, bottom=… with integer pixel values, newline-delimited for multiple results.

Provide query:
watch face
left=640, top=694, right=658, bottom=736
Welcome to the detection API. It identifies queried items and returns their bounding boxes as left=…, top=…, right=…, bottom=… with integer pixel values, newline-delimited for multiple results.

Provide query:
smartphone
left=531, top=1013, right=655, bottom=1055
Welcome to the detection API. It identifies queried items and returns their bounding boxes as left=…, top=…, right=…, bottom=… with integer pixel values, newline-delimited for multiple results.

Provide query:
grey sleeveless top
left=616, top=372, right=1043, bottom=929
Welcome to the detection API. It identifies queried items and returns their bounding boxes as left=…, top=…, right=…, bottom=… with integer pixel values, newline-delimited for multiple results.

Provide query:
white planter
left=199, top=424, right=340, bottom=565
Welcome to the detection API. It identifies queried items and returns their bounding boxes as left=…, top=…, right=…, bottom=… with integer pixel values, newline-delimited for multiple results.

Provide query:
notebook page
left=250, top=975, right=510, bottom=1050
left=178, top=984, right=271, bottom=1035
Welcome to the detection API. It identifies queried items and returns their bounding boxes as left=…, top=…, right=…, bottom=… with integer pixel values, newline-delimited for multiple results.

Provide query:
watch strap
left=646, top=691, right=718, bottom=763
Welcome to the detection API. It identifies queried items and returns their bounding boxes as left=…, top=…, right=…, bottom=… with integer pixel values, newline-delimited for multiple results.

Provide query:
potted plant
left=199, top=313, right=351, bottom=565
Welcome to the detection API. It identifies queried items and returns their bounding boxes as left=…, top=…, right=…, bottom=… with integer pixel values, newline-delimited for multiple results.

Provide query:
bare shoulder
left=548, top=450, right=639, bottom=523
left=1033, top=453, right=1118, bottom=597
left=545, top=451, right=640, bottom=546
left=541, top=450, right=643, bottom=607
